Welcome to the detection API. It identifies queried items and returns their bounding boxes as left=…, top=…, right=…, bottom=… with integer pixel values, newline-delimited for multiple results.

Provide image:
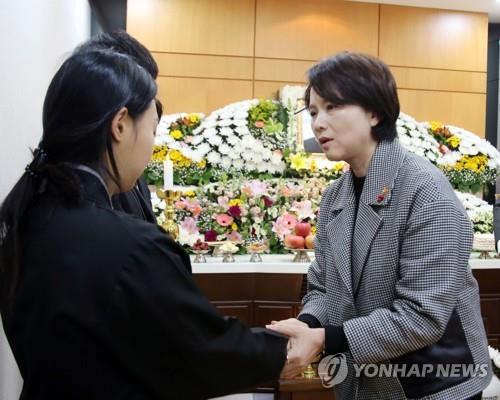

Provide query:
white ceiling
left=348, top=0, right=500, bottom=22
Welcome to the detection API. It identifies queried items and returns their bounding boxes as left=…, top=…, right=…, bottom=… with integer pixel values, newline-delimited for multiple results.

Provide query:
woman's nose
left=312, top=113, right=326, bottom=133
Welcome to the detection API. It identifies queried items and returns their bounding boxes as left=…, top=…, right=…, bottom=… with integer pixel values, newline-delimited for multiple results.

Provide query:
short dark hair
left=304, top=52, right=400, bottom=142
left=74, top=30, right=159, bottom=79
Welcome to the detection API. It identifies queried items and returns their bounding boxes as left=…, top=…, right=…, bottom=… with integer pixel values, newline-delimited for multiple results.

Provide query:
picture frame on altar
left=296, top=99, right=322, bottom=154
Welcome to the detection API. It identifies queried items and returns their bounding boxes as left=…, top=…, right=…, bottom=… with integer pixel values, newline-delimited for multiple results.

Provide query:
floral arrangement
left=396, top=113, right=441, bottom=164
left=426, top=122, right=500, bottom=193
left=455, top=191, right=493, bottom=233
left=145, top=113, right=211, bottom=186
left=151, top=177, right=326, bottom=253
left=489, top=346, right=500, bottom=377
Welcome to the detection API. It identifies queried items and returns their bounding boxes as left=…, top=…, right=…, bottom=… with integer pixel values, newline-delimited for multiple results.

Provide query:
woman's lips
left=319, top=137, right=333, bottom=148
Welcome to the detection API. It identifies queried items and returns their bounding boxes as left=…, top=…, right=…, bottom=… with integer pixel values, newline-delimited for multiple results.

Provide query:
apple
left=305, top=234, right=315, bottom=249
left=285, top=235, right=305, bottom=249
left=295, top=222, right=311, bottom=238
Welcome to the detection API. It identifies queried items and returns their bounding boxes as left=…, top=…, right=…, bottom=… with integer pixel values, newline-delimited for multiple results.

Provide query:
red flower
left=228, top=205, right=241, bottom=218
left=263, top=196, right=273, bottom=208
left=204, top=230, right=217, bottom=242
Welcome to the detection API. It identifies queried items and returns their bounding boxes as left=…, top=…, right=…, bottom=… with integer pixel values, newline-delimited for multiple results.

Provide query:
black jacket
left=2, top=171, right=286, bottom=400
left=112, top=176, right=156, bottom=223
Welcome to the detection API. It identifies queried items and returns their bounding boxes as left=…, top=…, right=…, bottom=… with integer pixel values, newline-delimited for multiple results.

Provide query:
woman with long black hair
left=0, top=47, right=289, bottom=399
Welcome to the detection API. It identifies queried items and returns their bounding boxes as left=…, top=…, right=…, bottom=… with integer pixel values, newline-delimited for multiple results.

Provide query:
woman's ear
left=110, top=107, right=130, bottom=143
left=369, top=111, right=381, bottom=127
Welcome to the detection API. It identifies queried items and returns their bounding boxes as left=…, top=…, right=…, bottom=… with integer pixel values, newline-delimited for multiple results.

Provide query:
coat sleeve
left=343, top=199, right=472, bottom=364
left=105, top=232, right=287, bottom=399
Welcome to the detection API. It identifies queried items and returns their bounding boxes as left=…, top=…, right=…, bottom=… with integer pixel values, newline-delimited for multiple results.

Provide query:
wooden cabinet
left=473, top=269, right=500, bottom=347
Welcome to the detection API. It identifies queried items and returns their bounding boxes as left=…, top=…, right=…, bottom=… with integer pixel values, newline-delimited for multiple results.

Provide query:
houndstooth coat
left=300, top=139, right=491, bottom=399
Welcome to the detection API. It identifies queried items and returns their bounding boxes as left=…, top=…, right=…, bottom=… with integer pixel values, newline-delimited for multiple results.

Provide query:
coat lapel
left=351, top=140, right=408, bottom=295
left=325, top=174, right=356, bottom=299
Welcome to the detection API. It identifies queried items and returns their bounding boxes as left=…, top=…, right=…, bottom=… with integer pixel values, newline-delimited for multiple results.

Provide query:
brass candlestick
left=156, top=188, right=182, bottom=240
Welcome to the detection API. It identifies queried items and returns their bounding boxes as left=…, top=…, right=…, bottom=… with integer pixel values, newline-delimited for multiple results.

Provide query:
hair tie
left=25, top=147, right=48, bottom=178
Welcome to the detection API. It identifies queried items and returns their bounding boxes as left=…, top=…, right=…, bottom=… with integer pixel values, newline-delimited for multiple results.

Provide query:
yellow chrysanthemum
left=290, top=153, right=307, bottom=170
left=231, top=223, right=238, bottom=231
left=169, top=150, right=181, bottom=161
left=185, top=191, right=196, bottom=197
left=446, top=135, right=461, bottom=149
left=309, top=159, right=317, bottom=172
left=189, top=114, right=200, bottom=123
left=229, top=199, right=242, bottom=207
left=197, top=160, right=207, bottom=169
left=151, top=145, right=167, bottom=162
left=311, top=226, right=317, bottom=235
left=429, top=121, right=443, bottom=131
left=170, top=129, right=183, bottom=140
left=333, top=161, right=346, bottom=173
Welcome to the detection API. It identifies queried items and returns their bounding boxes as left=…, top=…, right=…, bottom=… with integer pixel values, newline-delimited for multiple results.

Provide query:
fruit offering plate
left=284, top=247, right=315, bottom=263
left=206, top=241, right=242, bottom=257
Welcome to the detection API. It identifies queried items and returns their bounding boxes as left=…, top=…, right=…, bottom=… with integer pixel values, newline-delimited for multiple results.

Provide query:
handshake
left=266, top=318, right=325, bottom=379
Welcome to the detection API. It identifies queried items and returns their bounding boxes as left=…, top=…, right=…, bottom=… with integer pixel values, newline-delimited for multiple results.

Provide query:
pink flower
left=180, top=217, right=199, bottom=235
left=279, top=212, right=297, bottom=229
left=250, top=206, right=261, bottom=217
left=204, top=230, right=217, bottom=242
left=342, top=163, right=350, bottom=173
left=271, top=212, right=297, bottom=240
left=226, top=230, right=242, bottom=242
left=186, top=198, right=202, bottom=217
left=175, top=198, right=188, bottom=209
left=184, top=135, right=193, bottom=144
left=217, top=196, right=229, bottom=210
left=216, top=214, right=234, bottom=227
left=291, top=200, right=315, bottom=221
left=242, top=180, right=268, bottom=198
left=271, top=222, right=292, bottom=240
left=254, top=120, right=265, bottom=128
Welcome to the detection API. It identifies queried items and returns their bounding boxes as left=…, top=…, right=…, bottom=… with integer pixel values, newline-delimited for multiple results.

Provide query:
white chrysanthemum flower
left=409, top=129, right=421, bottom=138
left=252, top=153, right=263, bottom=164
left=190, top=150, right=204, bottom=163
left=218, top=143, right=231, bottom=155
left=226, top=135, right=240, bottom=146
left=241, top=151, right=253, bottom=161
left=271, top=153, right=283, bottom=164
left=220, top=157, right=232, bottom=169
left=202, top=127, right=217, bottom=139
left=207, top=151, right=221, bottom=164
left=232, top=119, right=247, bottom=127
left=241, top=135, right=255, bottom=148
left=244, top=162, right=256, bottom=171
left=262, top=148, right=273, bottom=161
left=233, top=159, right=244, bottom=170
left=197, top=142, right=211, bottom=155
left=257, top=163, right=267, bottom=172
left=202, top=119, right=217, bottom=129
left=208, top=135, right=222, bottom=146
left=191, top=135, right=204, bottom=145
left=219, top=112, right=233, bottom=120
left=218, top=119, right=233, bottom=127
left=168, top=141, right=181, bottom=150
left=219, top=127, right=234, bottom=137
left=235, top=126, right=250, bottom=135
left=459, top=141, right=478, bottom=156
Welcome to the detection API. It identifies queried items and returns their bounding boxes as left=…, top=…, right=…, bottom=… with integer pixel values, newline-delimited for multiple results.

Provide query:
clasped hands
left=266, top=318, right=325, bottom=379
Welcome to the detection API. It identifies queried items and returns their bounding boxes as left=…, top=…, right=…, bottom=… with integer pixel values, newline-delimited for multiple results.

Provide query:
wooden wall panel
left=255, top=0, right=379, bottom=60
left=153, top=53, right=253, bottom=80
left=254, top=58, right=313, bottom=82
left=157, top=77, right=253, bottom=114
left=398, top=90, right=486, bottom=137
left=391, top=67, right=486, bottom=93
left=127, top=0, right=488, bottom=136
left=380, top=5, right=488, bottom=72
left=127, top=0, right=255, bottom=56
